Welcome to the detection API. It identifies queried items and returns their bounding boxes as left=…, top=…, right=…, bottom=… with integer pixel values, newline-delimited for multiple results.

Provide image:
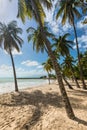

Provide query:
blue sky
left=0, top=0, right=87, bottom=78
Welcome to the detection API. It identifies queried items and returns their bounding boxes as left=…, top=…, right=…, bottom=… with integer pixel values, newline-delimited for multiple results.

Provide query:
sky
left=0, top=0, right=87, bottom=78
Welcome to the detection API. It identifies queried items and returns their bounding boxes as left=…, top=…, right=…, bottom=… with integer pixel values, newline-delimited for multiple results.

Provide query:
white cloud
left=0, top=64, right=47, bottom=78
left=37, top=65, right=43, bottom=69
left=16, top=69, right=47, bottom=78
left=21, top=60, right=39, bottom=67
left=0, top=64, right=13, bottom=77
left=77, top=16, right=87, bottom=29
left=0, top=0, right=18, bottom=23
left=0, top=64, right=12, bottom=71
left=73, top=35, right=87, bottom=50
left=4, top=49, right=23, bottom=56
left=76, top=16, right=87, bottom=36
left=44, top=0, right=72, bottom=35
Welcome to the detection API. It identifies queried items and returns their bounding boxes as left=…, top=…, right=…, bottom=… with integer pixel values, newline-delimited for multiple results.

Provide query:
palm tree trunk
left=62, top=74, right=73, bottom=89
left=48, top=72, right=50, bottom=85
left=44, top=37, right=75, bottom=119
left=9, top=50, right=18, bottom=92
left=72, top=75, right=80, bottom=88
left=72, top=20, right=86, bottom=89
left=31, top=0, right=75, bottom=120
left=70, top=66, right=80, bottom=88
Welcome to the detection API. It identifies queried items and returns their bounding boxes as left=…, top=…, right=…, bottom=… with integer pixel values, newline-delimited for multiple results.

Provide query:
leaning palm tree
left=56, top=0, right=86, bottom=89
left=16, top=0, right=75, bottom=119
left=0, top=21, right=23, bottom=92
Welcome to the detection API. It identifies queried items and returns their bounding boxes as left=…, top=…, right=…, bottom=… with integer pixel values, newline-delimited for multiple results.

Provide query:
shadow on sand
left=1, top=90, right=87, bottom=129
left=71, top=117, right=87, bottom=127
left=1, top=90, right=63, bottom=108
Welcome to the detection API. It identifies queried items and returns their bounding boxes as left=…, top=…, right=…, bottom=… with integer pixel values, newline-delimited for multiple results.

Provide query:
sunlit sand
left=0, top=82, right=87, bottom=130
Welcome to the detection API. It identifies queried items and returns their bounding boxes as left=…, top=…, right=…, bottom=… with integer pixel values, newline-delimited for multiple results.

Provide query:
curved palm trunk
left=44, top=37, right=75, bottom=119
left=31, top=0, right=75, bottom=119
left=73, top=20, right=86, bottom=89
left=62, top=74, right=73, bottom=89
left=9, top=50, right=18, bottom=92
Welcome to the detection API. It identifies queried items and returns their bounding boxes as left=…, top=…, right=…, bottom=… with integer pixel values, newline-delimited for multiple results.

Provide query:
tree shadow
left=21, top=107, right=43, bottom=130
left=68, top=89, right=87, bottom=97
left=1, top=89, right=87, bottom=110
left=74, top=117, right=87, bottom=126
left=0, top=90, right=64, bottom=108
left=1, top=90, right=87, bottom=129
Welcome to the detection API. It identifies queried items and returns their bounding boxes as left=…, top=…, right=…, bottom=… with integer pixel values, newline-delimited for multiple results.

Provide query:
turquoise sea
left=0, top=78, right=48, bottom=94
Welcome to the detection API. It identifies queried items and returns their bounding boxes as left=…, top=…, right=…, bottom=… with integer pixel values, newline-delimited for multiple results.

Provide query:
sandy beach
left=0, top=82, right=87, bottom=130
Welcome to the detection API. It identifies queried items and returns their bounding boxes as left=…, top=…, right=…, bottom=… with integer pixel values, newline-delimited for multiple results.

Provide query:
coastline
left=0, top=78, right=53, bottom=94
left=0, top=83, right=87, bottom=130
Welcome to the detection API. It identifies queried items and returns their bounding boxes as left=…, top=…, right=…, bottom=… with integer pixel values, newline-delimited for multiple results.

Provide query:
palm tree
left=16, top=0, right=75, bottom=119
left=0, top=21, right=23, bottom=92
left=56, top=0, right=86, bottom=89
left=42, top=58, right=53, bottom=84
left=62, top=55, right=80, bottom=88
left=53, top=33, right=80, bottom=88
left=27, top=26, right=54, bottom=53
left=53, top=33, right=73, bottom=57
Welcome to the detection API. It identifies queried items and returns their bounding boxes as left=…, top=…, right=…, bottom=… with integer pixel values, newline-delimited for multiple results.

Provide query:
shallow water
left=0, top=78, right=48, bottom=94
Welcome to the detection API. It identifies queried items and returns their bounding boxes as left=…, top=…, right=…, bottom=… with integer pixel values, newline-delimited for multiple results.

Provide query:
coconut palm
left=42, top=58, right=53, bottom=84
left=53, top=33, right=80, bottom=88
left=15, top=0, right=75, bottom=119
left=62, top=55, right=80, bottom=88
left=53, top=33, right=73, bottom=57
left=56, top=0, right=86, bottom=89
left=27, top=25, right=54, bottom=53
left=0, top=21, right=23, bottom=92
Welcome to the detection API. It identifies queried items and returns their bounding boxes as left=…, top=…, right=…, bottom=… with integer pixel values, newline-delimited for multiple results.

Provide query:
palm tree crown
left=56, top=0, right=81, bottom=25
left=0, top=21, right=23, bottom=53
left=53, top=33, right=73, bottom=57
left=27, top=25, right=54, bottom=53
left=17, top=0, right=52, bottom=23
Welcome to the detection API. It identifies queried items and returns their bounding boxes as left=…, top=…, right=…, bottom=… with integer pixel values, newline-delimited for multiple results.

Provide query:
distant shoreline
left=17, top=78, right=45, bottom=79
left=17, top=78, right=55, bottom=80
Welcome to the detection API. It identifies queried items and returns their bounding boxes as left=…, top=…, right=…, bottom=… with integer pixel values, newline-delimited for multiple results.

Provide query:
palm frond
left=63, top=33, right=70, bottom=39
left=27, top=27, right=36, bottom=33
left=62, top=4, right=67, bottom=25
left=73, top=7, right=82, bottom=19
left=27, top=34, right=34, bottom=42
left=17, top=0, right=26, bottom=23
left=40, top=0, right=52, bottom=9
left=56, top=4, right=65, bottom=19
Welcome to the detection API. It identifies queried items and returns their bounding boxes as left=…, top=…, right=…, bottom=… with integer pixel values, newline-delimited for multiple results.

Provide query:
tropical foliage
left=3, top=0, right=87, bottom=120
left=56, top=0, right=86, bottom=89
left=42, top=58, right=53, bottom=84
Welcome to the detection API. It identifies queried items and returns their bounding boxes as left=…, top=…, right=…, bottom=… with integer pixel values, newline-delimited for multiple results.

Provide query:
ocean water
left=0, top=78, right=48, bottom=94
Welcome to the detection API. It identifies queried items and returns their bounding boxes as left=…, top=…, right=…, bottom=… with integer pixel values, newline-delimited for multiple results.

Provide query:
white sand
left=0, top=82, right=87, bottom=130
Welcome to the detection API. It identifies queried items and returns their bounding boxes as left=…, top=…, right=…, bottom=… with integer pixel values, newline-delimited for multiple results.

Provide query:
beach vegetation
left=56, top=0, right=87, bottom=89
